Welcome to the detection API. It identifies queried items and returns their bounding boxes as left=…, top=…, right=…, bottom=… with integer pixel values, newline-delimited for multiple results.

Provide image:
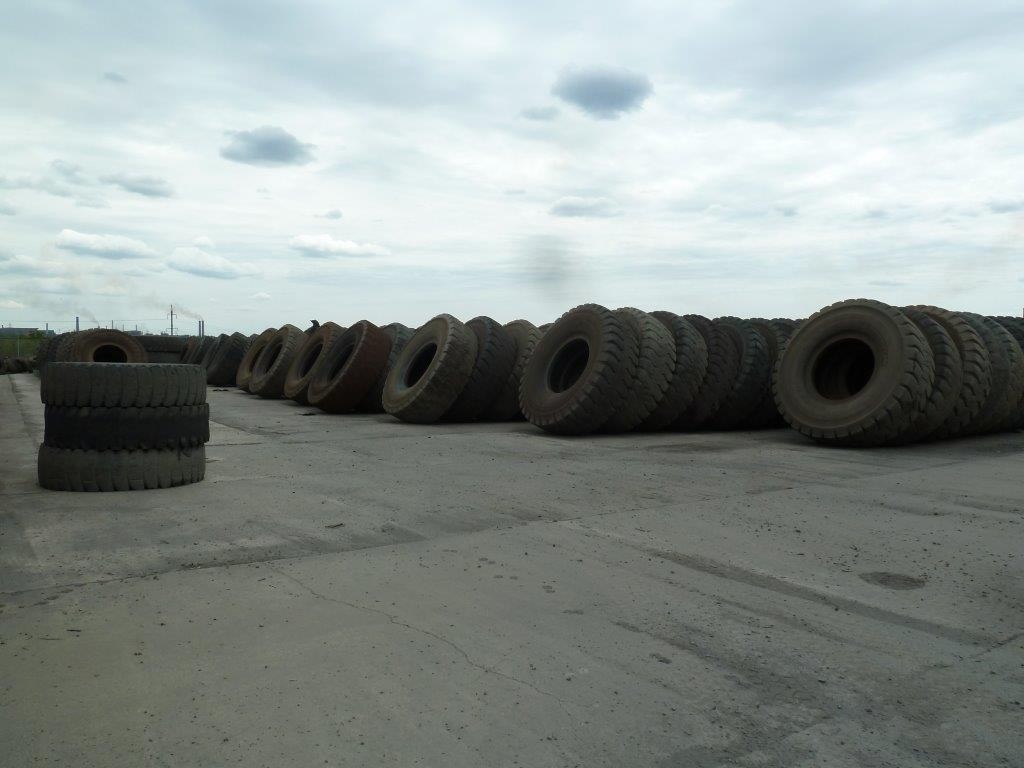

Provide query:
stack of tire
left=138, top=335, right=187, bottom=363
left=44, top=329, right=150, bottom=365
left=773, top=300, right=1024, bottom=446
left=37, top=363, right=208, bottom=491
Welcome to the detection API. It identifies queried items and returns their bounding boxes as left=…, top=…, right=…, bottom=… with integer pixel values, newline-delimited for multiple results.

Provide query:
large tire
left=207, top=333, right=250, bottom=386
left=283, top=322, right=345, bottom=404
left=41, top=363, right=207, bottom=408
left=637, top=312, right=708, bottom=431
left=444, top=316, right=517, bottom=422
left=236, top=328, right=276, bottom=391
left=382, top=315, right=478, bottom=424
left=181, top=337, right=202, bottom=363
left=249, top=325, right=306, bottom=398
left=45, top=333, right=71, bottom=368
left=705, top=317, right=771, bottom=430
left=191, top=336, right=216, bottom=369
left=910, top=307, right=991, bottom=440
left=199, top=334, right=226, bottom=371
left=964, top=314, right=1024, bottom=434
left=603, top=308, right=675, bottom=433
left=307, top=321, right=391, bottom=413
left=520, top=304, right=640, bottom=435
left=33, top=337, right=54, bottom=373
left=672, top=315, right=740, bottom=430
left=43, top=405, right=210, bottom=451
left=37, top=445, right=206, bottom=491
left=483, top=320, right=543, bottom=421
left=775, top=299, right=934, bottom=446
left=58, top=329, right=148, bottom=364
left=139, top=335, right=187, bottom=363
left=993, top=317, right=1024, bottom=429
left=357, top=323, right=414, bottom=413
left=743, top=318, right=798, bottom=429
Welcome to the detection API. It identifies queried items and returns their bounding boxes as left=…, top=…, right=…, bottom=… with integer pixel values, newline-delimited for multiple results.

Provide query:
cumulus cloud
left=289, top=234, right=391, bottom=258
left=0, top=253, right=67, bottom=277
left=0, top=200, right=15, bottom=215
left=102, top=71, right=127, bottom=84
left=100, top=173, right=174, bottom=198
left=520, top=106, right=560, bottom=121
left=220, top=126, right=315, bottom=167
left=167, top=247, right=259, bottom=279
left=193, top=235, right=215, bottom=249
left=321, top=208, right=343, bottom=219
left=549, top=196, right=620, bottom=218
left=55, top=229, right=158, bottom=259
left=0, top=298, right=26, bottom=310
left=552, top=67, right=652, bottom=119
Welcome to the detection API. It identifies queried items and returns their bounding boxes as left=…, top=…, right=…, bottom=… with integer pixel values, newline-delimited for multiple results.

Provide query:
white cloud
left=0, top=298, right=26, bottom=309
left=321, top=209, right=343, bottom=219
left=0, top=200, right=15, bottom=215
left=193, top=235, right=216, bottom=249
left=55, top=229, right=158, bottom=259
left=289, top=234, right=391, bottom=258
left=549, top=197, right=621, bottom=218
left=167, top=247, right=259, bottom=279
left=251, top=291, right=272, bottom=300
left=100, top=173, right=174, bottom=198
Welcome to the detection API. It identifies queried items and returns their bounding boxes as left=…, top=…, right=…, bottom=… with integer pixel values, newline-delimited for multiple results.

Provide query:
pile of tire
left=1, top=356, right=34, bottom=374
left=773, top=300, right=1024, bottom=446
left=38, top=329, right=150, bottom=366
left=37, top=363, right=208, bottom=491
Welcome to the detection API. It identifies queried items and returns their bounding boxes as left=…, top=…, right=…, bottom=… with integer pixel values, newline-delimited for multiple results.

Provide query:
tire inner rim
left=93, top=344, right=128, bottom=363
left=330, top=342, right=356, bottom=380
left=812, top=338, right=875, bottom=400
left=405, top=343, right=437, bottom=387
left=299, top=343, right=323, bottom=377
left=548, top=338, right=589, bottom=393
left=259, top=341, right=283, bottom=374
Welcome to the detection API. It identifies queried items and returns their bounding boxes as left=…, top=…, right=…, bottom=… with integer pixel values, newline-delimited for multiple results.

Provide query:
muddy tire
left=775, top=299, right=934, bottom=446
left=249, top=325, right=306, bottom=398
left=283, top=322, right=345, bottom=404
left=963, top=314, right=1024, bottom=434
left=603, top=308, right=675, bottom=433
left=482, top=320, right=543, bottom=421
left=705, top=317, right=771, bottom=430
left=207, top=333, right=249, bottom=386
left=743, top=318, right=798, bottom=429
left=236, top=328, right=276, bottom=391
left=357, top=323, right=414, bottom=413
left=383, top=315, right=478, bottom=424
left=44, top=404, right=210, bottom=451
left=636, top=313, right=708, bottom=431
left=41, top=363, right=206, bottom=408
left=993, top=317, right=1024, bottom=429
left=307, top=321, right=391, bottom=413
left=55, top=329, right=148, bottom=364
left=444, top=316, right=517, bottom=422
left=672, top=315, right=740, bottom=430
left=520, top=304, right=640, bottom=435
left=38, top=445, right=206, bottom=491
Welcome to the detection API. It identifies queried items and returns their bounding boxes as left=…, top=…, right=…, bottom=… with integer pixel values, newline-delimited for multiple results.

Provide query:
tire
left=59, top=329, right=148, bottom=364
left=207, top=333, right=250, bottom=386
left=672, top=315, right=740, bottom=430
left=910, top=307, right=991, bottom=440
left=199, top=335, right=226, bottom=371
left=520, top=304, right=640, bottom=435
left=887, top=308, right=963, bottom=444
left=44, top=404, right=210, bottom=450
left=357, top=323, right=414, bottom=413
left=139, top=335, right=187, bottom=363
left=963, top=314, right=1024, bottom=434
left=181, top=337, right=202, bottom=363
left=993, top=317, right=1024, bottom=429
left=704, top=317, right=771, bottom=430
left=41, top=363, right=207, bottom=408
left=283, top=322, right=345, bottom=404
left=307, top=321, right=391, bottom=413
left=444, top=316, right=518, bottom=422
left=382, top=315, right=478, bottom=424
left=636, top=312, right=708, bottom=431
left=33, top=337, right=54, bottom=372
left=603, top=308, right=675, bottom=433
left=774, top=299, right=934, bottom=446
left=743, top=318, right=798, bottom=429
left=45, top=333, right=70, bottom=368
left=236, top=328, right=276, bottom=391
left=249, top=325, right=306, bottom=398
left=482, top=320, right=543, bottom=421
left=37, top=445, right=206, bottom=491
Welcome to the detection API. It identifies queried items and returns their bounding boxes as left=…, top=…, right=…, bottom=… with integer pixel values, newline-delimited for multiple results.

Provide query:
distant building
left=0, top=327, right=56, bottom=337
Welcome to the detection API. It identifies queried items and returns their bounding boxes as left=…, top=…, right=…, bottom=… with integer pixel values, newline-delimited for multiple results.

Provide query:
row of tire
left=1, top=356, right=35, bottom=375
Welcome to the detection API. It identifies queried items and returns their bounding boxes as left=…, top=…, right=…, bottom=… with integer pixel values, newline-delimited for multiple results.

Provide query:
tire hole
left=405, top=343, right=437, bottom=387
left=299, top=343, right=324, bottom=377
left=257, top=341, right=283, bottom=375
left=93, top=344, right=128, bottom=363
left=548, top=339, right=589, bottom=393
left=330, top=343, right=356, bottom=379
left=812, top=339, right=875, bottom=400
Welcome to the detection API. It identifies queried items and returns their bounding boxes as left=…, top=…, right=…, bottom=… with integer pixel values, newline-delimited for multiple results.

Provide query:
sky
left=1, top=0, right=1023, bottom=335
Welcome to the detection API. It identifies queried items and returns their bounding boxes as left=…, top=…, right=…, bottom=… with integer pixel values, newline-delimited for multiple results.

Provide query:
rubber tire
left=744, top=318, right=798, bottom=429
left=249, top=325, right=306, bottom=399
left=61, top=329, right=148, bottom=364
left=482, top=320, right=543, bottom=421
left=199, top=335, right=226, bottom=371
left=705, top=317, right=771, bottom=430
left=775, top=299, right=934, bottom=446
left=41, top=363, right=207, bottom=407
left=520, top=304, right=640, bottom=436
left=283, top=322, right=345, bottom=404
left=236, top=328, right=276, bottom=391
left=910, top=307, right=991, bottom=440
left=672, top=315, right=740, bottom=430
left=44, top=404, right=210, bottom=450
left=964, top=314, right=1024, bottom=435
left=307, top=321, right=391, bottom=413
left=444, top=316, right=518, bottom=422
left=207, top=333, right=250, bottom=386
left=33, top=337, right=54, bottom=372
left=192, top=337, right=216, bottom=368
left=993, top=317, right=1024, bottom=429
left=357, top=323, right=414, bottom=413
left=383, top=315, right=478, bottom=424
left=635, top=313, right=708, bottom=431
left=139, top=335, right=187, bottom=363
left=603, top=308, right=675, bottom=433
left=38, top=445, right=206, bottom=491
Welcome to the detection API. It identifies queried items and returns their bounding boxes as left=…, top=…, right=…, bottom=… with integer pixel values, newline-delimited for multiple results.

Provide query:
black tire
left=482, top=320, right=542, bottom=421
left=444, top=316, right=517, bottom=422
left=382, top=315, right=478, bottom=424
left=743, top=318, right=798, bottom=429
left=191, top=336, right=216, bottom=368
left=774, top=299, right=934, bottom=446
left=33, top=337, right=54, bottom=373
left=705, top=317, right=771, bottom=430
left=888, top=308, right=963, bottom=444
left=59, top=329, right=148, bottom=364
left=41, top=363, right=207, bottom=408
left=199, top=334, right=226, bottom=371
left=37, top=445, right=206, bottom=491
left=307, top=321, right=391, bottom=413
left=249, top=325, right=306, bottom=398
left=636, top=312, right=708, bottom=431
left=236, top=328, right=276, bottom=391
left=672, top=315, right=740, bottom=430
left=207, top=333, right=249, bottom=386
left=964, top=314, right=1024, bottom=434
left=910, top=307, right=991, bottom=440
left=357, top=323, right=414, bottom=413
left=181, top=337, right=201, bottom=363
left=520, top=304, right=640, bottom=435
left=139, top=335, right=187, bottom=363
left=45, top=333, right=70, bottom=368
left=993, top=317, right=1024, bottom=429
left=603, top=308, right=675, bottom=433
left=44, top=405, right=210, bottom=450
left=283, top=322, right=345, bottom=404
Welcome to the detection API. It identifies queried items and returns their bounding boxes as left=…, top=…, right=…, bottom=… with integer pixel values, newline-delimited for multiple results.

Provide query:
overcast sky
left=1, top=1, right=1023, bottom=335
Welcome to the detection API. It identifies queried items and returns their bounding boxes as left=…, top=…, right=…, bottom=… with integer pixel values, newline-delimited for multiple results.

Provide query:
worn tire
left=283, top=322, right=345, bottom=404
left=636, top=313, right=708, bottom=432
left=993, top=317, right=1024, bottom=429
left=603, top=308, right=675, bottom=433
left=38, top=445, right=206, bottom=491
left=775, top=299, right=934, bottom=446
left=357, top=323, right=414, bottom=413
left=236, top=328, right=276, bottom=391
left=482, top=320, right=543, bottom=421
left=249, top=325, right=306, bottom=399
left=41, top=363, right=206, bottom=408
left=743, top=319, right=798, bottom=429
left=207, top=333, right=250, bottom=386
left=383, top=315, right=478, bottom=424
left=672, top=315, right=740, bottom=430
left=520, top=304, right=640, bottom=435
left=57, top=329, right=148, bottom=364
left=180, top=337, right=201, bottom=363
left=444, top=316, right=518, bottom=422
left=139, top=335, right=187, bottom=363
left=963, top=314, right=1024, bottom=434
left=199, top=334, right=225, bottom=371
left=705, top=317, right=771, bottom=430
left=44, top=405, right=210, bottom=451
left=307, top=321, right=391, bottom=413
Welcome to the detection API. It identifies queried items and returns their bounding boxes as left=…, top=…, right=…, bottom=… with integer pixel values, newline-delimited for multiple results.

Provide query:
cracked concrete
left=1, top=372, right=1022, bottom=767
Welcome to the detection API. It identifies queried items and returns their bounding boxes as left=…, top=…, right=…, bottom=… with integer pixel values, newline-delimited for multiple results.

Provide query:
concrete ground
left=1, top=371, right=1021, bottom=767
